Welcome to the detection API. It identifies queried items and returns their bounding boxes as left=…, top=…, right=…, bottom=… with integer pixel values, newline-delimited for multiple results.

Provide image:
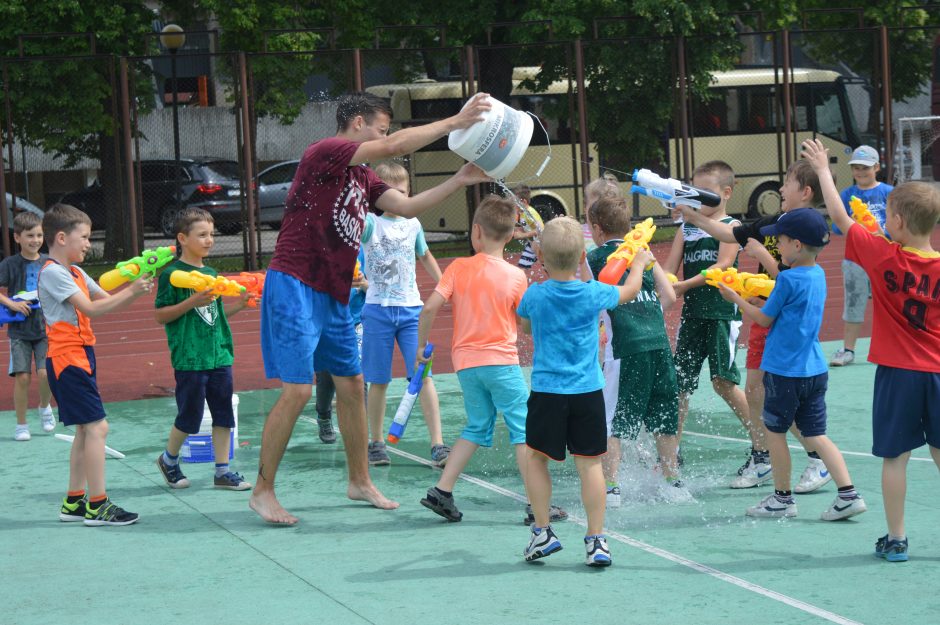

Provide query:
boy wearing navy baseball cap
left=716, top=207, right=868, bottom=522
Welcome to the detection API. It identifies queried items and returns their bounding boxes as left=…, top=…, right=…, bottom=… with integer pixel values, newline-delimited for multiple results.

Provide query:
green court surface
left=3, top=338, right=939, bottom=625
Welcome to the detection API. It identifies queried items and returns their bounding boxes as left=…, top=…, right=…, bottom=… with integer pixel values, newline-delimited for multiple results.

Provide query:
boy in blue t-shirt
left=830, top=145, right=893, bottom=367
left=718, top=208, right=867, bottom=521
left=518, top=216, right=653, bottom=567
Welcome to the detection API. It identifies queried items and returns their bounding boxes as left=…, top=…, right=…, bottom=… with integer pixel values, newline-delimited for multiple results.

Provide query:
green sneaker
left=84, top=499, right=139, bottom=527
left=59, top=497, right=87, bottom=522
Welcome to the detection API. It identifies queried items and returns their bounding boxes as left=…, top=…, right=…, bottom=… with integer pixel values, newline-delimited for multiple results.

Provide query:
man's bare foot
left=249, top=490, right=299, bottom=524
left=348, top=482, right=399, bottom=510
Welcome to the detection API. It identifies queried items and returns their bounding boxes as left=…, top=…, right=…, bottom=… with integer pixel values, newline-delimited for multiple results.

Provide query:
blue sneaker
left=875, top=535, right=909, bottom=562
left=214, top=471, right=252, bottom=491
left=524, top=526, right=562, bottom=561
left=585, top=535, right=612, bottom=567
left=156, top=455, right=190, bottom=489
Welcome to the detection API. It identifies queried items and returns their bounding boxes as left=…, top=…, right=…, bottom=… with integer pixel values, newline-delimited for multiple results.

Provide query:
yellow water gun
left=598, top=218, right=656, bottom=285
left=848, top=196, right=879, bottom=234
left=701, top=267, right=774, bottom=299
left=169, top=270, right=246, bottom=298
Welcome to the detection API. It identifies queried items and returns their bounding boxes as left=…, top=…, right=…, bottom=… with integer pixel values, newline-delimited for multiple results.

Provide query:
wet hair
left=587, top=196, right=631, bottom=236
left=335, top=92, right=394, bottom=132
left=42, top=203, right=91, bottom=245
left=692, top=160, right=735, bottom=191
left=888, top=181, right=940, bottom=235
left=473, top=194, right=516, bottom=241
left=374, top=161, right=409, bottom=189
left=13, top=210, right=42, bottom=235
left=540, top=216, right=584, bottom=272
left=585, top=172, right=622, bottom=202
left=511, top=184, right=532, bottom=203
left=786, top=160, right=823, bottom=207
left=175, top=208, right=214, bottom=236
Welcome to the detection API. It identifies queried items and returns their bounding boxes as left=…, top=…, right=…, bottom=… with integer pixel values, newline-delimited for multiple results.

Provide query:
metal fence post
left=237, top=52, right=258, bottom=270
left=880, top=25, right=894, bottom=182
left=119, top=57, right=139, bottom=256
left=574, top=38, right=590, bottom=193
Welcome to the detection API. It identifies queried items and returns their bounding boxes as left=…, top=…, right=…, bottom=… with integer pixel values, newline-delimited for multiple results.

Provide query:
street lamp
left=160, top=24, right=185, bottom=220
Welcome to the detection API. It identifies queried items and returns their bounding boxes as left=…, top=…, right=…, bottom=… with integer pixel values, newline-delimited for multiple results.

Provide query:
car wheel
left=160, top=205, right=183, bottom=238
left=218, top=223, right=243, bottom=235
left=747, top=182, right=781, bottom=220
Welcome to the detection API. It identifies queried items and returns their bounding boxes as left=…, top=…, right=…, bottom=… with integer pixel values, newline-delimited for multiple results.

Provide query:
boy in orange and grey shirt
left=416, top=195, right=565, bottom=525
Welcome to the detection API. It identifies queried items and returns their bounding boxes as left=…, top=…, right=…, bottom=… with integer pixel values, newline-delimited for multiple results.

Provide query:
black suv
left=59, top=158, right=243, bottom=236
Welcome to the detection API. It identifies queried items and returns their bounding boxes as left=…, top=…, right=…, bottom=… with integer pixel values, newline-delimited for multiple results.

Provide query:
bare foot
left=249, top=490, right=299, bottom=525
left=348, top=481, right=400, bottom=510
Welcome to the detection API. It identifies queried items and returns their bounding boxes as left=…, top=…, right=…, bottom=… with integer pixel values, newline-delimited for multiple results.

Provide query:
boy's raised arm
left=672, top=206, right=738, bottom=243
left=802, top=138, right=854, bottom=235
left=376, top=163, right=491, bottom=218
left=663, top=228, right=684, bottom=276
left=650, top=259, right=678, bottom=312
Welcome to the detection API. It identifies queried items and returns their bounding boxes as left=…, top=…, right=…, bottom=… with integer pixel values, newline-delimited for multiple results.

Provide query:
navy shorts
left=526, top=390, right=607, bottom=461
left=46, top=346, right=106, bottom=427
left=174, top=366, right=235, bottom=434
left=872, top=365, right=940, bottom=458
left=762, top=371, right=828, bottom=437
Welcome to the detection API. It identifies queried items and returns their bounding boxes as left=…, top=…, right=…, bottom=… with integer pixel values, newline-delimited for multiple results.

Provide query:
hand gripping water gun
left=597, top=218, right=656, bottom=285
left=387, top=343, right=434, bottom=444
left=848, top=195, right=879, bottom=234
left=99, top=246, right=176, bottom=291
left=0, top=291, right=40, bottom=326
left=701, top=267, right=775, bottom=299
left=630, top=168, right=721, bottom=211
left=170, top=270, right=246, bottom=298
left=230, top=272, right=265, bottom=307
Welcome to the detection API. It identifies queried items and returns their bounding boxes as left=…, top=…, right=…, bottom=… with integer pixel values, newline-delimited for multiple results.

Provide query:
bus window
left=810, top=84, right=850, bottom=144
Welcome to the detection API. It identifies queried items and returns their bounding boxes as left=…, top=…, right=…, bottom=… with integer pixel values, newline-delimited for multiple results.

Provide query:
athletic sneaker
left=729, top=457, right=773, bottom=489
left=368, top=440, right=390, bottom=466
left=830, top=348, right=855, bottom=367
left=523, top=503, right=569, bottom=525
left=524, top=525, right=562, bottom=561
left=874, top=534, right=909, bottom=562
left=156, top=455, right=191, bottom=489
left=606, top=485, right=622, bottom=508
left=40, top=406, right=56, bottom=432
left=317, top=417, right=336, bottom=444
left=745, top=493, right=797, bottom=518
left=13, top=425, right=30, bottom=441
left=59, top=497, right=87, bottom=522
left=820, top=495, right=867, bottom=521
left=584, top=535, right=612, bottom=567
left=214, top=471, right=251, bottom=491
left=420, top=487, right=462, bottom=522
left=430, top=444, right=451, bottom=467
left=84, top=499, right=139, bottom=526
left=794, top=458, right=832, bottom=494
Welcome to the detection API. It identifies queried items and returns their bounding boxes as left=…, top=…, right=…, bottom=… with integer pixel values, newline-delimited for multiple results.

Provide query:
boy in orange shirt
left=417, top=195, right=564, bottom=524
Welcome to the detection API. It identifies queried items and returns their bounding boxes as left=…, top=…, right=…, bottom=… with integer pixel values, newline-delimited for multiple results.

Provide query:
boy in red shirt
left=806, top=138, right=940, bottom=562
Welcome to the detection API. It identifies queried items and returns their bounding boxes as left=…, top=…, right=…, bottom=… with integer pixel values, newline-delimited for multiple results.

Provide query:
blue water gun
left=0, top=291, right=40, bottom=327
left=387, top=343, right=434, bottom=444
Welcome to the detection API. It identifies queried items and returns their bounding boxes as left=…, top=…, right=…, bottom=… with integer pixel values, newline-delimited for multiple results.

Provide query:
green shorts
left=674, top=317, right=742, bottom=394
left=613, top=348, right=679, bottom=440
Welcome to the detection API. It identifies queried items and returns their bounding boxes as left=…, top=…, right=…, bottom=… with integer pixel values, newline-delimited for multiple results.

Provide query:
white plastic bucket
left=196, top=393, right=239, bottom=446
left=448, top=96, right=534, bottom=180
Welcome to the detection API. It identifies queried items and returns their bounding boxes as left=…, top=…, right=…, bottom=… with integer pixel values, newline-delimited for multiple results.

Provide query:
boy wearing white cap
left=830, top=145, right=893, bottom=366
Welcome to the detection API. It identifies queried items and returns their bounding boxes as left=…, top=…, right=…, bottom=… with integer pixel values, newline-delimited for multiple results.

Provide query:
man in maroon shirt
left=251, top=91, right=491, bottom=524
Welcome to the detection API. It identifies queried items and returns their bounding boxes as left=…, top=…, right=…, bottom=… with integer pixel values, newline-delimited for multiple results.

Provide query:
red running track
left=2, top=230, right=937, bottom=408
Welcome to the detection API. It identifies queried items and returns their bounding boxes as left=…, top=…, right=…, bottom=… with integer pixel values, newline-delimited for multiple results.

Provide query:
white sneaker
left=794, top=458, right=832, bottom=494
left=830, top=348, right=855, bottom=366
left=746, top=493, right=797, bottom=518
left=14, top=425, right=30, bottom=441
left=524, top=525, right=562, bottom=561
left=40, top=406, right=56, bottom=432
left=606, top=485, right=621, bottom=508
left=820, top=495, right=867, bottom=521
left=584, top=535, right=612, bottom=567
left=730, top=458, right=773, bottom=489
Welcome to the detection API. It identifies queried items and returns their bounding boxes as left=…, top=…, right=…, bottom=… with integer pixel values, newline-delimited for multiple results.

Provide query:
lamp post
left=160, top=24, right=185, bottom=220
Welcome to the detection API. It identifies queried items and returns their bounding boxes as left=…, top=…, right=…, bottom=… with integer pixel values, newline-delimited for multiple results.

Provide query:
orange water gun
left=848, top=196, right=879, bottom=234
left=598, top=218, right=656, bottom=285
left=230, top=272, right=265, bottom=307
left=701, top=267, right=775, bottom=299
left=170, top=270, right=246, bottom=298
left=99, top=246, right=176, bottom=291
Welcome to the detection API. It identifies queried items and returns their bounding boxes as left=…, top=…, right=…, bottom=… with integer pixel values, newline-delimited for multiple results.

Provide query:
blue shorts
left=456, top=365, right=529, bottom=447
left=174, top=367, right=235, bottom=434
left=46, top=346, right=106, bottom=427
left=762, top=371, right=828, bottom=437
left=872, top=365, right=940, bottom=458
left=360, top=304, right=424, bottom=384
left=261, top=270, right=361, bottom=384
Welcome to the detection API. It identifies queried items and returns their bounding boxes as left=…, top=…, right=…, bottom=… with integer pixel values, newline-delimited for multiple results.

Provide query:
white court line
left=386, top=445, right=864, bottom=625
left=684, top=430, right=934, bottom=463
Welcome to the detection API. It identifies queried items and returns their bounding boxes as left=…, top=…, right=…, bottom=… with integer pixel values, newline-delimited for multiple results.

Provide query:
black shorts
left=526, top=390, right=607, bottom=461
left=173, top=366, right=235, bottom=434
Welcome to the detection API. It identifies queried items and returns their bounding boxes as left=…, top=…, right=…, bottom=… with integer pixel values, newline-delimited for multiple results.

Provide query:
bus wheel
left=530, top=196, right=565, bottom=223
left=747, top=183, right=780, bottom=220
